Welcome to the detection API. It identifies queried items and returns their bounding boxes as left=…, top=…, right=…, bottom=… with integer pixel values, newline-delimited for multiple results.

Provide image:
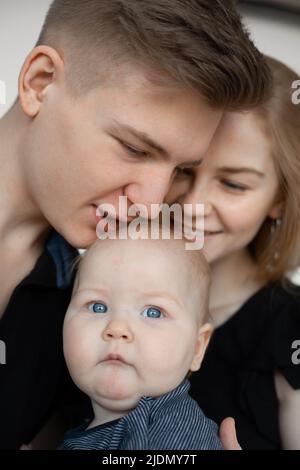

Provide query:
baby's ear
left=189, top=323, right=213, bottom=372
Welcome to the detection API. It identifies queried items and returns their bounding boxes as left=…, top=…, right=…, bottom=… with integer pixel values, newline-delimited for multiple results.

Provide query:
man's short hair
left=37, top=0, right=272, bottom=110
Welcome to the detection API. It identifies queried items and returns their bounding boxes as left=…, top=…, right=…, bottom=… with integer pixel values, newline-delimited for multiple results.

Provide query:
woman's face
left=166, top=112, right=283, bottom=264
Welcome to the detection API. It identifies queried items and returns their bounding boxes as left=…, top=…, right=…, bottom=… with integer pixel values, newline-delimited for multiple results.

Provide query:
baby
left=59, top=233, right=222, bottom=450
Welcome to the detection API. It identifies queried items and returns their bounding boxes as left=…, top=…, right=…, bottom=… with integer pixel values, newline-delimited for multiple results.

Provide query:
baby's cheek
left=63, top=318, right=88, bottom=372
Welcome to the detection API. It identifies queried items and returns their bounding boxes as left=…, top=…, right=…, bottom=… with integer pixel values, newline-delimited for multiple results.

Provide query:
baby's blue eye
left=141, top=307, right=163, bottom=319
left=88, top=302, right=107, bottom=314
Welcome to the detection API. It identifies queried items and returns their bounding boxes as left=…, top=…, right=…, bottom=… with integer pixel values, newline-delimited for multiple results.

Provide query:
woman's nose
left=203, top=202, right=213, bottom=216
left=181, top=182, right=214, bottom=218
left=102, top=319, right=134, bottom=342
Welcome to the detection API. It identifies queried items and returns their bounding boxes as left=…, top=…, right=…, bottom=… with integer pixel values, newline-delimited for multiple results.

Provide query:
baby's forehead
left=76, top=238, right=209, bottom=295
left=81, top=237, right=203, bottom=270
left=74, top=239, right=209, bottom=317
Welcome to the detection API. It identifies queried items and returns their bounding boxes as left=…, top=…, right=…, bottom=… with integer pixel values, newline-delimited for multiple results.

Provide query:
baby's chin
left=91, top=376, right=143, bottom=411
left=96, top=394, right=141, bottom=413
left=92, top=388, right=141, bottom=412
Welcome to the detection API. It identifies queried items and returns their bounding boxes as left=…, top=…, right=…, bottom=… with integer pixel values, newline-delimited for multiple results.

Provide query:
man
left=0, top=0, right=270, bottom=449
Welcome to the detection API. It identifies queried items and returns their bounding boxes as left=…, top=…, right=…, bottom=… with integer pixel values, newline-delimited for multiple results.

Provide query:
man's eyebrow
left=219, top=166, right=265, bottom=178
left=111, top=121, right=168, bottom=155
left=110, top=120, right=202, bottom=167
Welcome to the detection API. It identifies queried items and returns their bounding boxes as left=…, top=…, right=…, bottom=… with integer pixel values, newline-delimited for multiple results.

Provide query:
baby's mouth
left=102, top=353, right=129, bottom=365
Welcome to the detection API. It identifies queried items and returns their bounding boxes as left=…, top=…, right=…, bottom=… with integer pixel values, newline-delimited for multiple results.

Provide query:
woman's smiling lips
left=204, top=230, right=223, bottom=236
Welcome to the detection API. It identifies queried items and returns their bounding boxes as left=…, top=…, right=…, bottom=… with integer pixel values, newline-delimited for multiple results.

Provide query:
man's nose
left=124, top=167, right=173, bottom=219
left=102, top=318, right=134, bottom=343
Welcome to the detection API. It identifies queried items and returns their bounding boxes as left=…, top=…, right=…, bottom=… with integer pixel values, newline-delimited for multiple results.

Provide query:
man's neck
left=0, top=103, right=50, bottom=250
left=209, top=249, right=265, bottom=328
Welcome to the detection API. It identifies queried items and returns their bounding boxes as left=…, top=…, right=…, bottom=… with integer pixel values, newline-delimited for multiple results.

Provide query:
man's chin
left=61, top=226, right=98, bottom=249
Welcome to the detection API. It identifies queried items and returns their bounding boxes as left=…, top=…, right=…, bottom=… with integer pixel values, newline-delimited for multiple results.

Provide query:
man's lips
left=92, top=205, right=110, bottom=221
left=92, top=205, right=131, bottom=224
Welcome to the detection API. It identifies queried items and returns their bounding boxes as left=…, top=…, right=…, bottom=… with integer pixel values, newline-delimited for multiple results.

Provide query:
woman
left=167, top=57, right=300, bottom=449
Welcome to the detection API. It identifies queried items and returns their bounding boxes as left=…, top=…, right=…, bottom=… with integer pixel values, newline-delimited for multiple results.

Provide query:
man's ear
left=18, top=45, right=64, bottom=117
left=190, top=323, right=213, bottom=372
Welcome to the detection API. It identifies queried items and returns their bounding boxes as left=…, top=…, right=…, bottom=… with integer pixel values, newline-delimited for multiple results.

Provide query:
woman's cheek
left=219, top=200, right=263, bottom=233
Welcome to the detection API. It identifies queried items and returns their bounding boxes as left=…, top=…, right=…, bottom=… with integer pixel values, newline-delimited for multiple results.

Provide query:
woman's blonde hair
left=249, top=56, right=300, bottom=283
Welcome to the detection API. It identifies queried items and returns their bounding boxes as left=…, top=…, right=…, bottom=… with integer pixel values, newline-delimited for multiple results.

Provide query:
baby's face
left=64, top=239, right=210, bottom=411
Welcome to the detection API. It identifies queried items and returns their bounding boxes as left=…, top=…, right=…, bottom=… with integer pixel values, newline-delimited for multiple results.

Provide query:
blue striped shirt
left=58, top=380, right=223, bottom=450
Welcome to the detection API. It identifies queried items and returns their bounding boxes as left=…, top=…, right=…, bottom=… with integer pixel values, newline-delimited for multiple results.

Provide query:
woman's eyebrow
left=218, top=166, right=265, bottom=178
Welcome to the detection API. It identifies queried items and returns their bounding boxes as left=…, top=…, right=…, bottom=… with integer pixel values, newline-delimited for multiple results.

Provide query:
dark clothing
left=0, top=231, right=86, bottom=449
left=190, top=282, right=300, bottom=450
left=59, top=380, right=223, bottom=450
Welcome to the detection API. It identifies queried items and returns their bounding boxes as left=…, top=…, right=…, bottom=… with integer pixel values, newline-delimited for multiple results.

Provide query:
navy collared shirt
left=0, top=231, right=82, bottom=449
left=59, top=380, right=223, bottom=450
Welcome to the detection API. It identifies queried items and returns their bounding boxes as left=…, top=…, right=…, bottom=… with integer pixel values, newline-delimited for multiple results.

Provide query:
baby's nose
left=102, top=320, right=134, bottom=342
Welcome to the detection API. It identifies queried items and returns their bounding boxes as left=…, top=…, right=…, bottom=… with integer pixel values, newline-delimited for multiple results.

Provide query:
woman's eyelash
left=221, top=180, right=248, bottom=191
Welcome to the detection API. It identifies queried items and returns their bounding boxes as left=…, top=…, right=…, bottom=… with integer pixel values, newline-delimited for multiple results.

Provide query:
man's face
left=63, top=238, right=205, bottom=411
left=23, top=68, right=221, bottom=247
